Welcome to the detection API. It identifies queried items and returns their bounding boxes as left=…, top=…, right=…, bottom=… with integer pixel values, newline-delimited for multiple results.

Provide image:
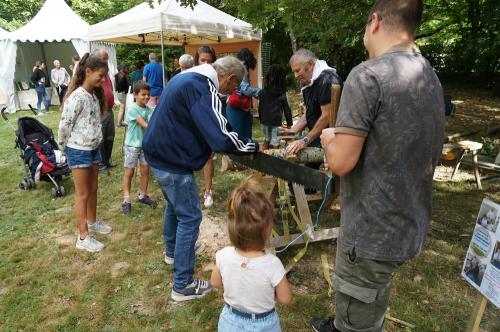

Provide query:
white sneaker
left=76, top=235, right=104, bottom=252
left=164, top=243, right=205, bottom=265
left=203, top=191, right=213, bottom=208
left=88, top=220, right=112, bottom=234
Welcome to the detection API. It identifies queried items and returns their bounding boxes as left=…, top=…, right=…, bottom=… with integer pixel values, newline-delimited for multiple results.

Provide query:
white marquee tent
left=88, top=0, right=261, bottom=46
left=88, top=0, right=262, bottom=86
left=0, top=0, right=117, bottom=112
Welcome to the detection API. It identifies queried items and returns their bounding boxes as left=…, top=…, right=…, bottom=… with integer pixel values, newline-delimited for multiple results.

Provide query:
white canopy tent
left=88, top=0, right=262, bottom=86
left=88, top=0, right=261, bottom=46
left=0, top=0, right=117, bottom=112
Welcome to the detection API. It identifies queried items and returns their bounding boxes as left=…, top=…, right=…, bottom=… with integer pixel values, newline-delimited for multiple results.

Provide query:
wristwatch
left=302, top=136, right=310, bottom=146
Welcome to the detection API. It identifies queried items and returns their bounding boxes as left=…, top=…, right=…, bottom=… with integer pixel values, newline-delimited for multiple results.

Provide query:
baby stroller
left=1, top=105, right=70, bottom=198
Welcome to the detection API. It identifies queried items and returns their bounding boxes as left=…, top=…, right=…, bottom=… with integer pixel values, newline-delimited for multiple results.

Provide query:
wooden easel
left=466, top=294, right=488, bottom=332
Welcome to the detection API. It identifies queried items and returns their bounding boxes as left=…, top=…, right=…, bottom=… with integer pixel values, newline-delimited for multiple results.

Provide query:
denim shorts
left=218, top=305, right=281, bottom=332
left=65, top=147, right=102, bottom=169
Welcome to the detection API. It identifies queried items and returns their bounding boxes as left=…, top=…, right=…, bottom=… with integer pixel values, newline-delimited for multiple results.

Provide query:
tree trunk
left=289, top=31, right=297, bottom=53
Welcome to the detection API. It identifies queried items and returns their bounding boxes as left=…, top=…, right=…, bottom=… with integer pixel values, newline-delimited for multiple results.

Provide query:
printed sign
left=462, top=198, right=500, bottom=307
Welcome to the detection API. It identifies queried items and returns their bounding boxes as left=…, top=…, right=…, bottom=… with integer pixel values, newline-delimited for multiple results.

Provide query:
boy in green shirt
left=122, top=81, right=157, bottom=214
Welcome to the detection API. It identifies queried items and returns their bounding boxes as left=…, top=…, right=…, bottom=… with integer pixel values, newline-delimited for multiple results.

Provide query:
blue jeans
left=151, top=167, right=202, bottom=290
left=35, top=85, right=50, bottom=113
left=218, top=305, right=281, bottom=332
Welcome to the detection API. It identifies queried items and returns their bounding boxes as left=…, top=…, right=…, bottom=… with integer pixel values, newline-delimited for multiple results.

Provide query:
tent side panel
left=0, top=40, right=19, bottom=112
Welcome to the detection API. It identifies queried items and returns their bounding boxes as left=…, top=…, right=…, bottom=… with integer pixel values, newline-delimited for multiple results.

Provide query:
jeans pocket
left=154, top=170, right=174, bottom=188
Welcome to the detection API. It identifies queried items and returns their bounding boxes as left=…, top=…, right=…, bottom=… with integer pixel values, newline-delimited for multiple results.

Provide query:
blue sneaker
left=138, top=194, right=158, bottom=208
left=171, top=279, right=212, bottom=302
left=122, top=201, right=131, bottom=215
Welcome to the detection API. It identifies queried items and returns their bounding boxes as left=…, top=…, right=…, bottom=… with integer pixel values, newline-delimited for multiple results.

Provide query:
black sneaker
left=310, top=317, right=340, bottom=332
left=171, top=279, right=212, bottom=302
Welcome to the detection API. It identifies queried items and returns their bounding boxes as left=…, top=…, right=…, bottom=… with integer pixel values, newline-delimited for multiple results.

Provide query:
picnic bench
left=448, top=140, right=500, bottom=189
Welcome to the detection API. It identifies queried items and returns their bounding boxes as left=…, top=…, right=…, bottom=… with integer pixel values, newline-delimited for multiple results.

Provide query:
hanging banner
left=461, top=198, right=500, bottom=308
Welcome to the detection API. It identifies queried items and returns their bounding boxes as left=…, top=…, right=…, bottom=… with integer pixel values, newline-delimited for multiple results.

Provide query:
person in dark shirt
left=130, top=60, right=145, bottom=89
left=31, top=60, right=51, bottom=115
left=283, top=49, right=342, bottom=154
left=115, top=64, right=130, bottom=127
left=258, top=65, right=293, bottom=149
left=313, top=1, right=445, bottom=331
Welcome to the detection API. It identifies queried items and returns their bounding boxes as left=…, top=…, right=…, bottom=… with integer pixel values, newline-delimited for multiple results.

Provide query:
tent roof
left=0, top=27, right=10, bottom=39
left=88, top=0, right=261, bottom=45
left=8, top=0, right=89, bottom=42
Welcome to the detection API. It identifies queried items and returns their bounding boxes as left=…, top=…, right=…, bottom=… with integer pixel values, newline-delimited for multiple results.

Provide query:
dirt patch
left=55, top=206, right=72, bottom=214
left=111, top=262, right=130, bottom=278
left=198, top=212, right=229, bottom=256
left=142, top=229, right=155, bottom=238
left=109, top=232, right=126, bottom=242
left=433, top=164, right=476, bottom=182
left=54, top=235, right=75, bottom=247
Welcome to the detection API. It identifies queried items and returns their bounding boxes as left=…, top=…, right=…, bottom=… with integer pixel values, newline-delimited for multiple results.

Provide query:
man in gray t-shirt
left=311, top=1, right=445, bottom=332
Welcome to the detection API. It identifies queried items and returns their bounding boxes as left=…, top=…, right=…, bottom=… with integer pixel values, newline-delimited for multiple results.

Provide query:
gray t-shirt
left=334, top=42, right=445, bottom=262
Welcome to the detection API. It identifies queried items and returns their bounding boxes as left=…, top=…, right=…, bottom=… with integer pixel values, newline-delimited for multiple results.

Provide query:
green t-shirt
left=125, top=103, right=153, bottom=148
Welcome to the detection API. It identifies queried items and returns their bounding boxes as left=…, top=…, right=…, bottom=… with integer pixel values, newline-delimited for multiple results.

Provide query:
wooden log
left=264, top=147, right=325, bottom=163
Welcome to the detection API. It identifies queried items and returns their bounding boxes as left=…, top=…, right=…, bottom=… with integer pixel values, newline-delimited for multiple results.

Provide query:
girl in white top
left=58, top=53, right=113, bottom=253
left=211, top=178, right=292, bottom=332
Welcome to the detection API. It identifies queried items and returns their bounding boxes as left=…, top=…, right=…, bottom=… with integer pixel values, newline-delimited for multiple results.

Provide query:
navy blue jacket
left=143, top=68, right=258, bottom=174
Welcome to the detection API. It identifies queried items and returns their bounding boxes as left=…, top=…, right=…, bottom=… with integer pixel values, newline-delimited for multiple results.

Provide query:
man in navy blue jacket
left=143, top=56, right=259, bottom=301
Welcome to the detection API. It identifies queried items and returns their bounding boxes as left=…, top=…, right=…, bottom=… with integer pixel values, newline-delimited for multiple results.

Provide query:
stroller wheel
left=19, top=181, right=27, bottom=190
left=59, top=186, right=66, bottom=197
left=51, top=187, right=58, bottom=198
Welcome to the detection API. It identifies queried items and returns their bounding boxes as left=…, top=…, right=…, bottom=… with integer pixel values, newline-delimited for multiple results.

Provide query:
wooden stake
left=385, top=314, right=416, bottom=329
left=466, top=294, right=488, bottom=332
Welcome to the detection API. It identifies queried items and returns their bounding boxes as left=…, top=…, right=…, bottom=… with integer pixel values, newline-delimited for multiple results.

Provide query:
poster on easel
left=461, top=198, right=500, bottom=308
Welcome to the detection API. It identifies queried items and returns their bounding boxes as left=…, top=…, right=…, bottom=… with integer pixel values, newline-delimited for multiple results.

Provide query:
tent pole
left=160, top=29, right=165, bottom=87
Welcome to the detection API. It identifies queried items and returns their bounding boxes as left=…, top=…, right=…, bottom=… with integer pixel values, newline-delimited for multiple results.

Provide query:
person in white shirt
left=58, top=53, right=113, bottom=253
left=51, top=59, right=71, bottom=105
left=211, top=178, right=292, bottom=332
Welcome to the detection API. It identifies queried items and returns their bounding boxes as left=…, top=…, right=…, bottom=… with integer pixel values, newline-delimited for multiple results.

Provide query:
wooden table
left=450, top=140, right=484, bottom=189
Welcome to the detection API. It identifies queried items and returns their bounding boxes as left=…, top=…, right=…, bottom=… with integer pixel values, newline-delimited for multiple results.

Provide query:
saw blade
left=228, top=152, right=334, bottom=192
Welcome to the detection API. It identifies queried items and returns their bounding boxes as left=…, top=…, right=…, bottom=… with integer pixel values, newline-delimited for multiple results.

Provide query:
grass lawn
left=0, top=87, right=499, bottom=331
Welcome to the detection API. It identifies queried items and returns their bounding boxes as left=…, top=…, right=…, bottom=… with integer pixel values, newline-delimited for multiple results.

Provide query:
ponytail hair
left=227, top=177, right=274, bottom=251
left=63, top=53, right=109, bottom=114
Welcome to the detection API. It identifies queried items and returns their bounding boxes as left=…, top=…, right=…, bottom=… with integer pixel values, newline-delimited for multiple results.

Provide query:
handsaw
left=228, top=152, right=334, bottom=193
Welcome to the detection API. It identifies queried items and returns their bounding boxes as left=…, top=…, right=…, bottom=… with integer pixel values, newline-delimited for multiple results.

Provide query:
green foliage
left=1, top=0, right=498, bottom=82
left=480, top=136, right=499, bottom=157
left=115, top=44, right=183, bottom=72
left=0, top=0, right=44, bottom=30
